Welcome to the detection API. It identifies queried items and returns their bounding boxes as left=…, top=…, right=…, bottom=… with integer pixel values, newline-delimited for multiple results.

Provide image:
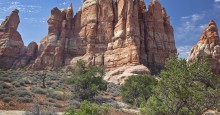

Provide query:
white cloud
left=24, top=17, right=46, bottom=23
left=214, top=0, right=220, bottom=8
left=191, top=14, right=205, bottom=22
left=177, top=13, right=206, bottom=41
left=0, top=18, right=4, bottom=24
left=177, top=46, right=192, bottom=59
left=0, top=1, right=41, bottom=13
left=214, top=0, right=220, bottom=2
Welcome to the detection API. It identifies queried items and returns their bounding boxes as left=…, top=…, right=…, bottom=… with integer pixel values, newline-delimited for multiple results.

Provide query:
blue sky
left=0, top=0, right=220, bottom=59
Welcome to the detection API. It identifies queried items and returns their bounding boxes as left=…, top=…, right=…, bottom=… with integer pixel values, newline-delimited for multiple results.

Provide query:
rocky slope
left=188, top=20, right=220, bottom=74
left=0, top=0, right=177, bottom=84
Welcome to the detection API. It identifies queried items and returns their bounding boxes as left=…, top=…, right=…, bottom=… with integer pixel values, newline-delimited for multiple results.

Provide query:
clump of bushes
left=2, top=97, right=12, bottom=103
left=46, top=90, right=64, bottom=101
left=121, top=75, right=158, bottom=107
left=64, top=100, right=109, bottom=115
left=32, top=88, right=47, bottom=94
left=17, top=97, right=33, bottom=103
left=68, top=60, right=107, bottom=101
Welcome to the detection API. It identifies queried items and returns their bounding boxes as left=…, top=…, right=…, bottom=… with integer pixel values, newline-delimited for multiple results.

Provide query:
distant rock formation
left=29, top=4, right=74, bottom=70
left=0, top=0, right=177, bottom=84
left=188, top=20, right=220, bottom=74
left=0, top=9, right=24, bottom=69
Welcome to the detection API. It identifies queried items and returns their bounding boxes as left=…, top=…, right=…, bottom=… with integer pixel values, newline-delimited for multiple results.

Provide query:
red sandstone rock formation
left=27, top=0, right=176, bottom=83
left=29, top=4, right=74, bottom=70
left=0, top=0, right=176, bottom=84
left=0, top=9, right=24, bottom=69
left=13, top=42, right=38, bottom=68
left=189, top=20, right=220, bottom=74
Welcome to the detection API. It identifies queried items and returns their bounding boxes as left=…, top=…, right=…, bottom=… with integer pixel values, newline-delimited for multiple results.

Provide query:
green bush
left=16, top=90, right=32, bottom=98
left=64, top=101, right=109, bottom=115
left=54, top=103, right=63, bottom=108
left=32, top=88, right=47, bottom=94
left=0, top=94, right=10, bottom=99
left=141, top=56, right=220, bottom=115
left=47, top=98, right=56, bottom=103
left=2, top=97, right=12, bottom=103
left=17, top=97, right=33, bottom=103
left=46, top=90, right=64, bottom=101
left=121, top=75, right=158, bottom=107
left=9, top=101, right=16, bottom=106
left=69, top=60, right=107, bottom=100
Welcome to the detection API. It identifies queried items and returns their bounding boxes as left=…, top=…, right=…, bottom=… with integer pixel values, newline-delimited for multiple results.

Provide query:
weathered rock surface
left=13, top=42, right=38, bottom=68
left=0, top=0, right=177, bottom=84
left=29, top=4, right=74, bottom=70
left=0, top=9, right=24, bottom=69
left=188, top=20, right=220, bottom=74
left=105, top=65, right=151, bottom=85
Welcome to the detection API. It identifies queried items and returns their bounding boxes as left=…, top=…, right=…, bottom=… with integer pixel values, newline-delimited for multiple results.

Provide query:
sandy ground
left=0, top=110, right=63, bottom=115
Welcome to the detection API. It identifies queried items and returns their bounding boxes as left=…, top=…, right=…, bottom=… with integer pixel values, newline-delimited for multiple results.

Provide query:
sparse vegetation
left=25, top=102, right=58, bottom=115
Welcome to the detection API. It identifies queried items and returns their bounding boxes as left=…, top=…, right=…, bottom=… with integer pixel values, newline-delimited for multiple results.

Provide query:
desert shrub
left=54, top=103, right=63, bottom=108
left=0, top=77, right=12, bottom=82
left=19, top=81, right=26, bottom=86
left=46, top=90, right=64, bottom=101
left=2, top=97, right=12, bottom=103
left=1, top=82, right=12, bottom=89
left=121, top=75, right=158, bottom=107
left=17, top=97, right=33, bottom=103
left=25, top=102, right=58, bottom=115
left=12, top=81, right=20, bottom=87
left=15, top=89, right=33, bottom=98
left=141, top=56, right=220, bottom=115
left=9, top=101, right=16, bottom=106
left=107, top=83, right=121, bottom=97
left=68, top=100, right=81, bottom=109
left=0, top=94, right=9, bottom=99
left=47, top=98, right=56, bottom=103
left=23, top=78, right=32, bottom=84
left=68, top=60, right=107, bottom=101
left=32, top=88, right=47, bottom=94
left=64, top=100, right=109, bottom=115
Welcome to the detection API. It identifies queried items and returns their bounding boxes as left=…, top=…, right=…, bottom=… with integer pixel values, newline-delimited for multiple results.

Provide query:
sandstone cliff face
left=26, top=0, right=176, bottom=83
left=0, top=10, right=24, bottom=69
left=189, top=20, right=220, bottom=74
left=0, top=0, right=176, bottom=84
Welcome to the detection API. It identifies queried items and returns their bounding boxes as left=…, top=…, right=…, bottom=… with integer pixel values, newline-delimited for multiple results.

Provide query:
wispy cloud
left=177, top=46, right=192, bottom=59
left=0, top=1, right=41, bottom=13
left=176, top=13, right=206, bottom=42
left=24, top=17, right=46, bottom=23
left=214, top=0, right=220, bottom=8
left=214, top=0, right=220, bottom=2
